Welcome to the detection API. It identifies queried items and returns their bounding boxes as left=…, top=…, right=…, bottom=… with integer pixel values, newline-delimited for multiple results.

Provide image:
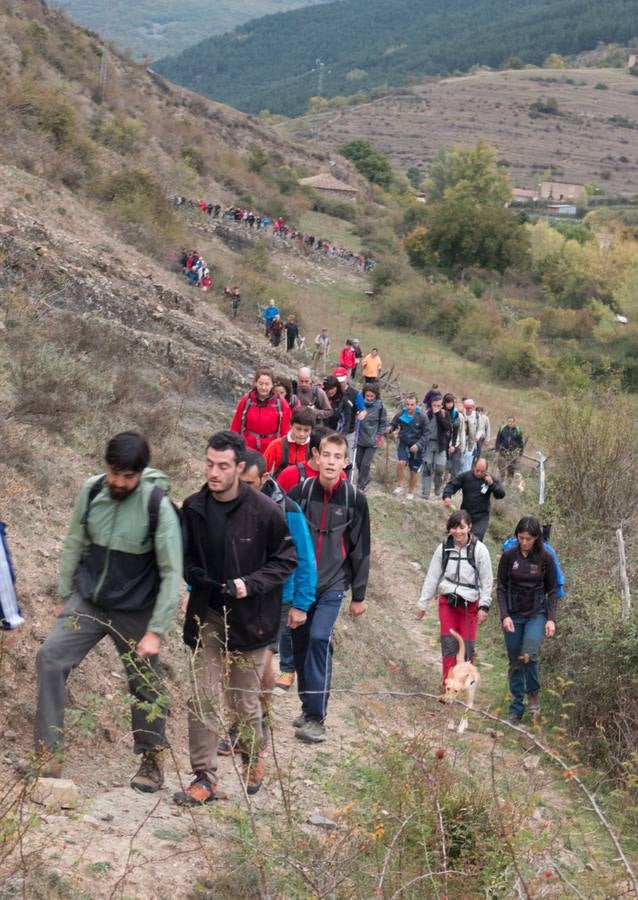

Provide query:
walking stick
left=384, top=435, right=390, bottom=493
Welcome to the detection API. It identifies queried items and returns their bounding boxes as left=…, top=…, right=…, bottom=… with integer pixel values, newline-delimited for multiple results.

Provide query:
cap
left=332, top=366, right=349, bottom=383
left=463, top=398, right=475, bottom=407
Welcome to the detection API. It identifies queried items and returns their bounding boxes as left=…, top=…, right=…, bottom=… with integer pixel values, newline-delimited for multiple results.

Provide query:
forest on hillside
left=154, top=0, right=638, bottom=115
left=54, top=0, right=329, bottom=58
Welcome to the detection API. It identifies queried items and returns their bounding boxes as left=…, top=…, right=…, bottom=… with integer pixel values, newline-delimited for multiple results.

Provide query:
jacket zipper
left=92, top=501, right=119, bottom=603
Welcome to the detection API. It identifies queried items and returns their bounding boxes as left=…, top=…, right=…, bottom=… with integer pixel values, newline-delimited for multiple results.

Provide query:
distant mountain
left=153, top=0, right=638, bottom=115
left=53, top=0, right=330, bottom=59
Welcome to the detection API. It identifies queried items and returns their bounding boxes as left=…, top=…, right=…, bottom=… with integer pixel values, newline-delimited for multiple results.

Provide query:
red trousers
left=438, top=595, right=479, bottom=685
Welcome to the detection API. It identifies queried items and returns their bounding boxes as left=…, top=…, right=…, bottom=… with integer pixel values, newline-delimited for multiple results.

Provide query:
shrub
left=9, top=78, right=77, bottom=148
left=529, top=96, right=560, bottom=117
left=540, top=307, right=595, bottom=339
left=307, top=191, right=357, bottom=222
left=490, top=336, right=543, bottom=383
left=92, top=117, right=143, bottom=154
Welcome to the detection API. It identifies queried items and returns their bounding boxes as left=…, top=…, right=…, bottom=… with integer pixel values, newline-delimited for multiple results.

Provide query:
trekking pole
left=537, top=450, right=547, bottom=505
left=384, top=435, right=390, bottom=493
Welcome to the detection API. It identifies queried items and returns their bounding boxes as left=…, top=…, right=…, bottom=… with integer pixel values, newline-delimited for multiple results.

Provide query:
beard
left=108, top=484, right=137, bottom=501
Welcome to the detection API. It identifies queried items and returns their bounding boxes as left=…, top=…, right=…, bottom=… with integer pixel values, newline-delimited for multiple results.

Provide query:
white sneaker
left=406, top=492, right=414, bottom=501
left=393, top=487, right=404, bottom=495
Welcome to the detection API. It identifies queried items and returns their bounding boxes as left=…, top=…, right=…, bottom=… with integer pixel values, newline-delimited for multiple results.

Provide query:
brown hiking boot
left=130, top=749, right=164, bottom=793
left=527, top=693, right=541, bottom=714
left=17, top=752, right=63, bottom=780
left=243, top=757, right=264, bottom=795
left=173, top=773, right=217, bottom=806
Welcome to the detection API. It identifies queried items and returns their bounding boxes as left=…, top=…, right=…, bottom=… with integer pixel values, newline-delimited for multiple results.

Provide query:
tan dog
left=443, top=628, right=480, bottom=733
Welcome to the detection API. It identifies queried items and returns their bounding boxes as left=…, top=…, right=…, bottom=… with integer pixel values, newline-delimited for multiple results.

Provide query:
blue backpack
left=502, top=536, right=566, bottom=599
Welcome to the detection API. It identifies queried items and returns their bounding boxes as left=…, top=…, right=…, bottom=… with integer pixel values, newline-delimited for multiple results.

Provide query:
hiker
left=361, top=347, right=383, bottom=384
left=200, top=270, right=213, bottom=292
left=238, top=450, right=316, bottom=699
left=224, top=286, right=241, bottom=318
left=354, top=382, right=387, bottom=492
left=289, top=433, right=370, bottom=742
left=331, top=367, right=364, bottom=465
left=495, top=416, right=524, bottom=480
left=443, top=459, right=505, bottom=541
left=422, top=384, right=441, bottom=411
left=34, top=432, right=182, bottom=791
left=263, top=299, right=280, bottom=337
left=175, top=431, right=297, bottom=803
left=263, top=406, right=316, bottom=477
left=338, top=340, right=357, bottom=378
left=230, top=365, right=291, bottom=453
left=417, top=510, right=493, bottom=686
left=285, top=315, right=299, bottom=351
left=443, top=393, right=465, bottom=479
left=421, top=394, right=452, bottom=500
left=351, top=338, right=363, bottom=379
left=461, top=399, right=485, bottom=468
left=312, top=329, right=330, bottom=373
left=321, top=375, right=342, bottom=430
left=475, top=406, right=491, bottom=460
left=296, top=367, right=333, bottom=420
left=497, top=515, right=558, bottom=724
left=269, top=315, right=284, bottom=348
left=1, top=519, right=23, bottom=633
left=273, top=374, right=300, bottom=411
left=277, top=426, right=343, bottom=493
left=386, top=393, right=430, bottom=500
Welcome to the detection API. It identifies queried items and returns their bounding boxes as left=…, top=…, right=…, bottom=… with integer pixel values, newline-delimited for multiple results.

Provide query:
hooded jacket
left=182, top=481, right=297, bottom=651
left=57, top=469, right=182, bottom=634
left=356, top=396, right=387, bottom=448
left=425, top=409, right=453, bottom=454
left=230, top=388, right=291, bottom=452
left=389, top=406, right=430, bottom=451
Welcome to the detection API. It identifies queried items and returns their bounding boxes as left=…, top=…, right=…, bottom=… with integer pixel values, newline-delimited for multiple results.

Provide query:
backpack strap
left=147, top=485, right=166, bottom=542
left=82, top=475, right=106, bottom=537
left=441, top=534, right=479, bottom=589
left=274, top=438, right=291, bottom=478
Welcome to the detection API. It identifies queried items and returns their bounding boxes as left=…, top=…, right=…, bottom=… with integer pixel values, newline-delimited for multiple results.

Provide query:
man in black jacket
left=175, top=431, right=296, bottom=804
left=442, top=458, right=505, bottom=540
left=421, top=395, right=452, bottom=500
left=289, top=433, right=370, bottom=744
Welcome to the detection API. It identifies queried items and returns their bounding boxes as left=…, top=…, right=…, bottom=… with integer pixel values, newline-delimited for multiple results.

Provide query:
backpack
left=82, top=476, right=179, bottom=544
left=502, top=536, right=565, bottom=598
left=440, top=534, right=480, bottom=590
left=241, top=392, right=283, bottom=446
left=274, top=439, right=308, bottom=478
left=297, top=477, right=357, bottom=537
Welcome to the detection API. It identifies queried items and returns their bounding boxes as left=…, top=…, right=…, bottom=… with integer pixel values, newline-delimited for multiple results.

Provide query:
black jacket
left=442, top=471, right=505, bottom=519
left=289, top=477, right=370, bottom=600
left=497, top=546, right=558, bottom=621
left=426, top=409, right=453, bottom=453
left=182, top=482, right=297, bottom=651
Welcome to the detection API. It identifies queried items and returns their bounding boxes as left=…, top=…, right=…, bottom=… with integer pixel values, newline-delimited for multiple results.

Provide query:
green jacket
left=58, top=468, right=182, bottom=634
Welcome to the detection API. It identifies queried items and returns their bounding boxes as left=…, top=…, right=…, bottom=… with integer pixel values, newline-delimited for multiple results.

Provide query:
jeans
left=292, top=590, right=345, bottom=722
left=278, top=604, right=295, bottom=673
left=503, top=612, right=546, bottom=716
left=35, top=594, right=167, bottom=755
left=355, top=445, right=376, bottom=491
left=421, top=447, right=447, bottom=498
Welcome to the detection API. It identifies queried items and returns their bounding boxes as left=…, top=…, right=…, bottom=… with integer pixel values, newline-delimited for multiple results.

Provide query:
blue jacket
left=264, top=305, right=280, bottom=323
left=1, top=521, right=23, bottom=629
left=263, top=477, right=317, bottom=610
left=502, top=537, right=566, bottom=599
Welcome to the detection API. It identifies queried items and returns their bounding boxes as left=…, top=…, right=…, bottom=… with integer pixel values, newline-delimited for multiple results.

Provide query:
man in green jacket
left=34, top=432, right=182, bottom=793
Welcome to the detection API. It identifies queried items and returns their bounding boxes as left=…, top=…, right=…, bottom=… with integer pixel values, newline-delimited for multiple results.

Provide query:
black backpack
left=298, top=476, right=357, bottom=536
left=82, top=476, right=179, bottom=543
left=440, top=534, right=479, bottom=590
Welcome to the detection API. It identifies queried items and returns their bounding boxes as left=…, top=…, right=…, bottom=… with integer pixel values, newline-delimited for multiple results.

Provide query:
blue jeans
left=278, top=605, right=295, bottom=674
left=503, top=613, right=546, bottom=716
left=292, top=590, right=345, bottom=722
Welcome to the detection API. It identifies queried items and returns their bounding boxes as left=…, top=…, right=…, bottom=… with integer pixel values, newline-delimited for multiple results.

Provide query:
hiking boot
left=295, top=719, right=326, bottom=743
left=392, top=486, right=404, bottom=496
left=17, top=753, right=63, bottom=780
left=173, top=773, right=217, bottom=806
left=217, top=725, right=239, bottom=757
left=292, top=712, right=307, bottom=728
left=275, top=671, right=295, bottom=691
left=243, top=758, right=264, bottom=795
left=507, top=712, right=523, bottom=725
left=130, top=749, right=164, bottom=793
left=527, top=693, right=541, bottom=714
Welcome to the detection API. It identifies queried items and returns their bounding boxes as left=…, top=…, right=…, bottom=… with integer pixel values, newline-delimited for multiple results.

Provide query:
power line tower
left=316, top=58, right=325, bottom=97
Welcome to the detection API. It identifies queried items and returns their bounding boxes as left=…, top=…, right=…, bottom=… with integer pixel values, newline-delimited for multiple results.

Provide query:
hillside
left=283, top=66, right=638, bottom=196
left=53, top=0, right=330, bottom=59
left=153, top=0, right=638, bottom=115
left=2, top=1, right=638, bottom=897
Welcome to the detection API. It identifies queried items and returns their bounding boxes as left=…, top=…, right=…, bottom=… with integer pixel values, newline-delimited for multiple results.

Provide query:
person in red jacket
left=263, top=406, right=316, bottom=476
left=230, top=365, right=291, bottom=453
left=278, top=426, right=346, bottom=493
left=338, top=340, right=357, bottom=377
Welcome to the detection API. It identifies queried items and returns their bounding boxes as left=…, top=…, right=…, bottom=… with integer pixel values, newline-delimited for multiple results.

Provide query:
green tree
left=543, top=53, right=565, bottom=68
left=339, top=139, right=393, bottom=189
left=425, top=138, right=511, bottom=206
left=406, top=166, right=422, bottom=189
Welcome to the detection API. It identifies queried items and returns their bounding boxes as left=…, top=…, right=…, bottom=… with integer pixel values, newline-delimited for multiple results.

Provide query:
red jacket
left=339, top=347, right=356, bottom=371
left=230, top=389, right=291, bottom=452
left=263, top=435, right=308, bottom=475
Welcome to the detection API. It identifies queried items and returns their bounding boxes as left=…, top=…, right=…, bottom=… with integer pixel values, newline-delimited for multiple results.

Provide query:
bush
left=9, top=78, right=77, bottom=148
left=308, top=191, right=357, bottom=222
left=92, top=117, right=143, bottom=154
left=490, top=336, right=543, bottom=383
left=540, top=307, right=595, bottom=339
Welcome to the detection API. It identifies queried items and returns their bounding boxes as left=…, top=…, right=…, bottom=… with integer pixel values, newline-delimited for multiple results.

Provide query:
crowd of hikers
left=2, top=337, right=565, bottom=808
left=171, top=194, right=375, bottom=272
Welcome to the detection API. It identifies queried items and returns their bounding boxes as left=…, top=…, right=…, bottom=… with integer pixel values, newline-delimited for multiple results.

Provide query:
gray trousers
left=187, top=610, right=267, bottom=782
left=355, top=445, right=376, bottom=490
left=421, top=447, right=447, bottom=498
left=35, top=593, right=167, bottom=755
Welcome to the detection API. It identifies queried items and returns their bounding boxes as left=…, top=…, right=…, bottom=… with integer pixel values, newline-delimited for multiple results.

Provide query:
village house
left=510, top=187, right=539, bottom=204
left=540, top=181, right=583, bottom=201
left=298, top=172, right=358, bottom=202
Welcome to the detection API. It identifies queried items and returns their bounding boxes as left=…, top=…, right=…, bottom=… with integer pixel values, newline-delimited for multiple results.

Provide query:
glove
left=376, top=434, right=383, bottom=448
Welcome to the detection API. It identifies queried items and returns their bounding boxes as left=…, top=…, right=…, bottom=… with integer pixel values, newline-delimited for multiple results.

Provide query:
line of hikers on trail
left=170, top=193, right=375, bottom=272
left=3, top=359, right=561, bottom=809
